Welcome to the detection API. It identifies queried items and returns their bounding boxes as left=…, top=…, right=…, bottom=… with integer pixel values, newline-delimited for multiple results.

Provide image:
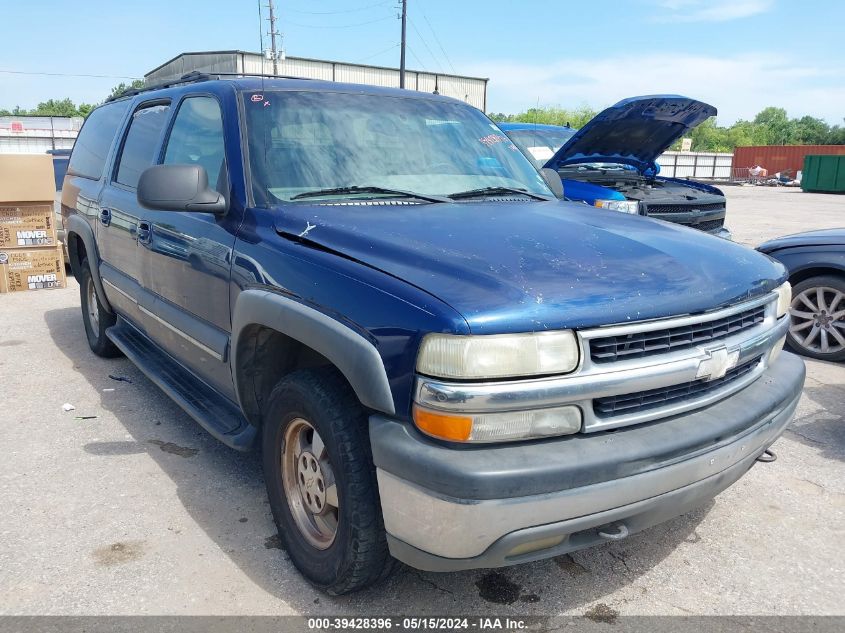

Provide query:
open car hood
left=544, top=95, right=717, bottom=175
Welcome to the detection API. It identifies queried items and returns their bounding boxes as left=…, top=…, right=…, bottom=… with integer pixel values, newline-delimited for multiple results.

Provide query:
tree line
left=489, top=105, right=845, bottom=151
left=0, top=80, right=145, bottom=119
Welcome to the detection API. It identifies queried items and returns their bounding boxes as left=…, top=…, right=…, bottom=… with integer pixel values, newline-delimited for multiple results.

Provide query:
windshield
left=243, top=90, right=551, bottom=204
left=504, top=128, right=577, bottom=168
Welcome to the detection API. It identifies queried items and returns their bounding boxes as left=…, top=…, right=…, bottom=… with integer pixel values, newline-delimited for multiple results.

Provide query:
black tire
left=262, top=368, right=395, bottom=595
left=786, top=274, right=845, bottom=362
left=79, top=258, right=121, bottom=358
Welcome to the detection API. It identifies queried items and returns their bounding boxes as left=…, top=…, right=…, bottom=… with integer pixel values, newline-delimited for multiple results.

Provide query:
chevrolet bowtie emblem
left=696, top=346, right=740, bottom=381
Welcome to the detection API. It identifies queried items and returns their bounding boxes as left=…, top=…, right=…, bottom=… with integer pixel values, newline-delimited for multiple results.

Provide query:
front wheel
left=262, top=368, right=394, bottom=594
left=786, top=275, right=845, bottom=362
left=79, top=259, right=121, bottom=358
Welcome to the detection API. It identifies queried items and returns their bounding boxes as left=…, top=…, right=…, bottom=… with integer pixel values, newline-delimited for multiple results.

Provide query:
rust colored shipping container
left=733, top=145, right=845, bottom=175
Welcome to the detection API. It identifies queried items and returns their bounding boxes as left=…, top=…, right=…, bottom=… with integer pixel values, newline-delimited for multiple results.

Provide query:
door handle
left=99, top=208, right=112, bottom=226
left=137, top=221, right=152, bottom=245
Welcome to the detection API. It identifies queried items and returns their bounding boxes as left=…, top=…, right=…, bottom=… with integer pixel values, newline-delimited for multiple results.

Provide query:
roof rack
left=105, top=71, right=315, bottom=102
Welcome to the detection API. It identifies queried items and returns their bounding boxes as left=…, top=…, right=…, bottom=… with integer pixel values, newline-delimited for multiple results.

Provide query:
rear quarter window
left=67, top=101, right=130, bottom=180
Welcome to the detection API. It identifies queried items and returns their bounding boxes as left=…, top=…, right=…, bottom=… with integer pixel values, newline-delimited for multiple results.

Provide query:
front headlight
left=776, top=281, right=791, bottom=318
left=416, top=331, right=580, bottom=380
left=594, top=199, right=640, bottom=214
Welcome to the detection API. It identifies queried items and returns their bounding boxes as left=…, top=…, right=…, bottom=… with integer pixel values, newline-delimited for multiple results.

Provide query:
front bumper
left=371, top=352, right=804, bottom=572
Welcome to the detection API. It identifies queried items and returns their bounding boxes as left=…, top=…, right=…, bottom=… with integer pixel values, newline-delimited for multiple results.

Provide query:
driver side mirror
left=137, top=164, right=228, bottom=214
left=540, top=168, right=565, bottom=199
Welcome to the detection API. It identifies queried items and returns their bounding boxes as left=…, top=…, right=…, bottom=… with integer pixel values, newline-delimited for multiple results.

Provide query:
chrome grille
left=590, top=304, right=765, bottom=364
left=593, top=355, right=762, bottom=418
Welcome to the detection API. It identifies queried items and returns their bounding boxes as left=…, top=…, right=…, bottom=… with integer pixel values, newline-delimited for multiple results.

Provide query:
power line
left=406, top=45, right=427, bottom=72
left=285, top=15, right=392, bottom=28
left=356, top=43, right=400, bottom=63
left=0, top=69, right=139, bottom=80
left=420, top=10, right=457, bottom=74
left=284, top=0, right=393, bottom=15
left=409, top=18, right=442, bottom=73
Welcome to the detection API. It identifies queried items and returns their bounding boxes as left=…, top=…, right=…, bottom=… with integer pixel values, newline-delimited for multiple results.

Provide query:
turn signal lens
left=413, top=404, right=582, bottom=443
left=413, top=407, right=473, bottom=442
left=776, top=282, right=791, bottom=318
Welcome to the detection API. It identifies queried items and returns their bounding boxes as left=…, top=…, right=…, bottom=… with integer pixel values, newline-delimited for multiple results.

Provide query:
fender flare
left=66, top=215, right=113, bottom=314
left=231, top=289, right=396, bottom=416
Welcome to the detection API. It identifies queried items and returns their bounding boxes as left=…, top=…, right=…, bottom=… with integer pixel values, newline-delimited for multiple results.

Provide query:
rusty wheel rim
left=281, top=418, right=338, bottom=549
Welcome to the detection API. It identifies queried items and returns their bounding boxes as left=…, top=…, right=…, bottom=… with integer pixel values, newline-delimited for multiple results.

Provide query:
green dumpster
left=802, top=155, right=845, bottom=193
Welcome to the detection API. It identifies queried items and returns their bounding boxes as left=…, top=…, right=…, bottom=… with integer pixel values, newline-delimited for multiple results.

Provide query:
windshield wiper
left=447, top=186, right=551, bottom=201
left=291, top=186, right=448, bottom=203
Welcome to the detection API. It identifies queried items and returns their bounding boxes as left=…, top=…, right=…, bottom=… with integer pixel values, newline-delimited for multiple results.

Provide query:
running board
left=106, top=319, right=257, bottom=451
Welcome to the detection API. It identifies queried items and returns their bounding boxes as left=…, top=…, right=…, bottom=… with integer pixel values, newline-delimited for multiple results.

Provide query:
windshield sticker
left=249, top=94, right=271, bottom=107
left=479, top=134, right=509, bottom=148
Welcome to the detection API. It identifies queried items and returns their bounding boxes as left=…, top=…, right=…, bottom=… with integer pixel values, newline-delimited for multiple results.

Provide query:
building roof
left=145, top=50, right=488, bottom=83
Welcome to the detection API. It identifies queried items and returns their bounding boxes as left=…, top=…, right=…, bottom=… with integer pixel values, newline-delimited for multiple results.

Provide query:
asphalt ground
left=0, top=185, right=843, bottom=616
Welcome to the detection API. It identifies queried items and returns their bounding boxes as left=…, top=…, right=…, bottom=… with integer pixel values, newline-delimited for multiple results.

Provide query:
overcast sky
left=1, top=0, right=841, bottom=124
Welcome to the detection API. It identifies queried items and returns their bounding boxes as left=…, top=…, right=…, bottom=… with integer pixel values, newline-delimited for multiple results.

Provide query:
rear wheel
left=786, top=275, right=845, bottom=362
left=79, top=259, right=121, bottom=358
left=262, top=368, right=394, bottom=594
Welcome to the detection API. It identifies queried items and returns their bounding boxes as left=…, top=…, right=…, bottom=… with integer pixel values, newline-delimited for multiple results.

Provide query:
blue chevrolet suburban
left=500, top=96, right=731, bottom=238
left=62, top=75, right=804, bottom=594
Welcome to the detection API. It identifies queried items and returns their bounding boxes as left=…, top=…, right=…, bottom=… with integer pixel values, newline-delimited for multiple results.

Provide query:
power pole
left=267, top=0, right=280, bottom=76
left=399, top=0, right=407, bottom=88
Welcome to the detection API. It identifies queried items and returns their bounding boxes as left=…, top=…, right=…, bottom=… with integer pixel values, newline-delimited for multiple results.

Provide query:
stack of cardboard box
left=0, top=155, right=66, bottom=293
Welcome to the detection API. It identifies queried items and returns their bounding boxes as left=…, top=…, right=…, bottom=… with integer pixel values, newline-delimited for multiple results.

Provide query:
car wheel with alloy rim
left=786, top=275, right=845, bottom=362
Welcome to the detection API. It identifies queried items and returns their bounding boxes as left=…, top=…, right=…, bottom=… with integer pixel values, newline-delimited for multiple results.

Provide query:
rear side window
left=163, top=97, right=227, bottom=193
left=67, top=101, right=130, bottom=180
left=115, top=103, right=171, bottom=189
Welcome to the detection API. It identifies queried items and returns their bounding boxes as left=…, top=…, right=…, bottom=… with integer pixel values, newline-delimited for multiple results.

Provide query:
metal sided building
left=145, top=51, right=489, bottom=112
left=0, top=116, right=82, bottom=154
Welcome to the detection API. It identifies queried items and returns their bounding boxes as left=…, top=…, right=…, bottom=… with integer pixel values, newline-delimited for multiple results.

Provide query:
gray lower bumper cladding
left=370, top=352, right=805, bottom=572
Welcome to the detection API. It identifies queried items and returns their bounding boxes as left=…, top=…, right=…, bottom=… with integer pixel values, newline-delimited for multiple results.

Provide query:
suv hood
left=276, top=200, right=784, bottom=334
left=544, top=95, right=717, bottom=175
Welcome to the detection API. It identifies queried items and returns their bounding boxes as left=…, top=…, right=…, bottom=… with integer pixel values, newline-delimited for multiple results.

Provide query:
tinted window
left=115, top=103, right=171, bottom=188
left=163, top=97, right=226, bottom=193
left=67, top=101, right=129, bottom=180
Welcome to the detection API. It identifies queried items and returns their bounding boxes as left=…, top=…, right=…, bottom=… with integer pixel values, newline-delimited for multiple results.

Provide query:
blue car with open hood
left=501, top=95, right=731, bottom=238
